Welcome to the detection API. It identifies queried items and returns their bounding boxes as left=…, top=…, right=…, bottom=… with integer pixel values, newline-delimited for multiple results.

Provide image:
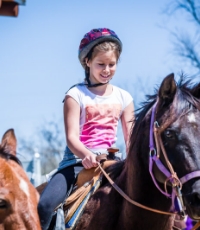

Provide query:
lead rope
left=155, top=128, right=185, bottom=215
left=192, top=221, right=200, bottom=230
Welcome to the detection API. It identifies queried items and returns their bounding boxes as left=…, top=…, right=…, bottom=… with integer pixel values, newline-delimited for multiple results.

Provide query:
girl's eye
left=109, top=64, right=115, bottom=67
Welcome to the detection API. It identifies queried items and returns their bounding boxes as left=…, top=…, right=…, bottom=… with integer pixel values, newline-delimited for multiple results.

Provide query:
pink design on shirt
left=80, top=104, right=122, bottom=149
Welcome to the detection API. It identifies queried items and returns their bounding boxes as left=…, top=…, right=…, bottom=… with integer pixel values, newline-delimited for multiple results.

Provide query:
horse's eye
left=0, top=199, right=8, bottom=209
left=164, top=130, right=175, bottom=139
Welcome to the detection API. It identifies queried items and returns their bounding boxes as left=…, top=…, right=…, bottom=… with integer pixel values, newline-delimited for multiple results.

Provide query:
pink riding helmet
left=78, top=28, right=122, bottom=68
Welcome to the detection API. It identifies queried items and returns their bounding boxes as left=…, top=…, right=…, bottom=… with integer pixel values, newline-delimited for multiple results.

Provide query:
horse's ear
left=158, top=73, right=176, bottom=107
left=190, top=83, right=200, bottom=99
left=1, top=129, right=17, bottom=156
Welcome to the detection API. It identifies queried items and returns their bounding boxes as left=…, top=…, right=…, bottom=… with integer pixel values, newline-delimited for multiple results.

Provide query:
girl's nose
left=103, top=65, right=109, bottom=72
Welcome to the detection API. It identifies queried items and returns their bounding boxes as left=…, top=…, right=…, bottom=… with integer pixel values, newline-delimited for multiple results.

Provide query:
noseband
left=149, top=101, right=200, bottom=218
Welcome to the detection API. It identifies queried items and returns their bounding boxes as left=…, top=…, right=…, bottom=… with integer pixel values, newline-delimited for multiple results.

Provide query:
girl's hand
left=82, top=152, right=98, bottom=169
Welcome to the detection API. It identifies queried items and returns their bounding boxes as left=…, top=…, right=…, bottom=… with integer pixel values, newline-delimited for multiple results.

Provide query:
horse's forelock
left=166, top=86, right=200, bottom=122
left=153, top=87, right=200, bottom=132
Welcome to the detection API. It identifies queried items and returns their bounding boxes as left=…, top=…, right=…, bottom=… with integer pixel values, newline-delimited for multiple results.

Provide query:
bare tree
left=19, top=119, right=65, bottom=175
left=164, top=0, right=200, bottom=75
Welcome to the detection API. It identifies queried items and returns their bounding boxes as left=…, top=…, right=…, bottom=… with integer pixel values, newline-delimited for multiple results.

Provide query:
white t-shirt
left=66, top=84, right=133, bottom=149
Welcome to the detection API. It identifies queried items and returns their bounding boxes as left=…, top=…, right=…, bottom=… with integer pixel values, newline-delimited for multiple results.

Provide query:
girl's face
left=86, top=50, right=117, bottom=85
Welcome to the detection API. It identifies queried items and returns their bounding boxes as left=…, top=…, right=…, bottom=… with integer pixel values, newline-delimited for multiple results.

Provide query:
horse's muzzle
left=183, top=180, right=200, bottom=220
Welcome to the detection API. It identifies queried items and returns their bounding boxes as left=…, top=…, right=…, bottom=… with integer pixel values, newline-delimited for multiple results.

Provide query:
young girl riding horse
left=38, top=28, right=134, bottom=230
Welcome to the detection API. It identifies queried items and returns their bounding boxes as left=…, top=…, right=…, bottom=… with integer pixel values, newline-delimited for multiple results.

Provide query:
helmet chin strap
left=85, top=65, right=112, bottom=88
left=85, top=74, right=109, bottom=88
left=63, top=74, right=110, bottom=103
left=87, top=82, right=109, bottom=88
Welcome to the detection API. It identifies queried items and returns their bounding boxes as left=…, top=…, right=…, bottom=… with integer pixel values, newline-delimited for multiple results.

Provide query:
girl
left=38, top=28, right=134, bottom=230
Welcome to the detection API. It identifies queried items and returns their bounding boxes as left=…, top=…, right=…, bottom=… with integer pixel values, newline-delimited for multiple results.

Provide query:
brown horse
left=0, top=129, right=41, bottom=230
left=73, top=73, right=200, bottom=230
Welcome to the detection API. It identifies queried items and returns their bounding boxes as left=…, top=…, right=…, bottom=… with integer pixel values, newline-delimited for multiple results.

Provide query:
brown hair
left=91, top=41, right=120, bottom=61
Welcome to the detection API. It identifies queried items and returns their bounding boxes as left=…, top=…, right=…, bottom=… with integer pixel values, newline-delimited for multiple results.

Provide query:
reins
left=97, top=161, right=176, bottom=216
left=96, top=99, right=200, bottom=229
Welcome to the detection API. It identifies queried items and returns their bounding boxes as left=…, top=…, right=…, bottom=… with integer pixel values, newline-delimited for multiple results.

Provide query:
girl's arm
left=64, top=95, right=98, bottom=169
left=121, top=101, right=134, bottom=155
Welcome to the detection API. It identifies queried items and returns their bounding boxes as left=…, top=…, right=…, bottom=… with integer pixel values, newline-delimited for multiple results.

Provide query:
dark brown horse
left=74, top=73, right=200, bottom=230
left=0, top=129, right=41, bottom=230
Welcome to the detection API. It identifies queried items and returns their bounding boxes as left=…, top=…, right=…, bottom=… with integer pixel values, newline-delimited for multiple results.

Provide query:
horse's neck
left=128, top=149, right=173, bottom=205
left=117, top=151, right=174, bottom=230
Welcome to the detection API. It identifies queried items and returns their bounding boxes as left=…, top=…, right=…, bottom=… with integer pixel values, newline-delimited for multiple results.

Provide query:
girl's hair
left=85, top=41, right=120, bottom=87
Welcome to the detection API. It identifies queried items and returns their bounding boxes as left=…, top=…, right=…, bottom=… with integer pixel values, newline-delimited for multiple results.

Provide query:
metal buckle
left=149, top=148, right=157, bottom=157
left=154, top=121, right=160, bottom=128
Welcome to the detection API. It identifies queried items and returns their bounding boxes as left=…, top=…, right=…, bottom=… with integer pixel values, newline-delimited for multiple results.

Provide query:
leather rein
left=97, top=162, right=176, bottom=216
left=97, top=100, right=200, bottom=228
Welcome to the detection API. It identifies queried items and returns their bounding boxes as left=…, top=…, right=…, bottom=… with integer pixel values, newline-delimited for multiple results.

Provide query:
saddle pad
left=64, top=160, right=117, bottom=229
left=65, top=178, right=101, bottom=230
left=63, top=160, right=116, bottom=221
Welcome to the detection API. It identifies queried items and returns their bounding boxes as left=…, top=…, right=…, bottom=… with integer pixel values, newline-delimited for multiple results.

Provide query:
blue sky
left=0, top=0, right=197, bottom=146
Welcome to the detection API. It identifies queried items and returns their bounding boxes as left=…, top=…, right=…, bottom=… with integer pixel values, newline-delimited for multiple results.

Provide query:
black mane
left=0, top=146, right=22, bottom=166
left=136, top=76, right=200, bottom=126
left=129, top=76, right=200, bottom=154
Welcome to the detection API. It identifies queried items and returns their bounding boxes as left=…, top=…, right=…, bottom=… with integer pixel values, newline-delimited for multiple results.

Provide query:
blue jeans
left=38, top=163, right=83, bottom=230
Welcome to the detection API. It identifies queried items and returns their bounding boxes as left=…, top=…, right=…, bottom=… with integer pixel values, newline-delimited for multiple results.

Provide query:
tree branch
left=172, top=31, right=200, bottom=71
left=166, top=0, right=200, bottom=25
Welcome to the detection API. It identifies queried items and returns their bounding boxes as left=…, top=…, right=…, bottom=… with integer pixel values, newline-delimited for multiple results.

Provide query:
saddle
left=62, top=148, right=120, bottom=230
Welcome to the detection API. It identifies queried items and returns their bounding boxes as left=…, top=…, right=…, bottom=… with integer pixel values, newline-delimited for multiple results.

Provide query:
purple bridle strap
left=149, top=155, right=171, bottom=197
left=149, top=102, right=172, bottom=196
left=180, top=171, right=200, bottom=184
left=148, top=102, right=183, bottom=213
left=149, top=101, right=171, bottom=196
left=149, top=102, right=157, bottom=151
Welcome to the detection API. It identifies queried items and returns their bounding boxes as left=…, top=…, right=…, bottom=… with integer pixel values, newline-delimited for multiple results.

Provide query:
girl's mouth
left=100, top=74, right=110, bottom=79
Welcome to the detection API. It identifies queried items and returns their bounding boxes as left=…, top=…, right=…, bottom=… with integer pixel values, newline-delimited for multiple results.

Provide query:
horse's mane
left=0, top=145, right=22, bottom=166
left=129, top=75, right=200, bottom=155
left=137, top=78, right=198, bottom=125
left=101, top=160, right=125, bottom=186
left=102, top=75, right=200, bottom=183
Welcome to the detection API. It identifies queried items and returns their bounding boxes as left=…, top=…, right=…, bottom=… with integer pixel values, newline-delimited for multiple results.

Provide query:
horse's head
left=0, top=129, right=41, bottom=229
left=157, top=74, right=200, bottom=220
left=131, top=73, right=200, bottom=220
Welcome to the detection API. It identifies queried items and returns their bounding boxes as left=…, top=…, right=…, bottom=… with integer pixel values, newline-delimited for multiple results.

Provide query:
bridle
left=149, top=101, right=200, bottom=218
left=97, top=100, right=200, bottom=229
